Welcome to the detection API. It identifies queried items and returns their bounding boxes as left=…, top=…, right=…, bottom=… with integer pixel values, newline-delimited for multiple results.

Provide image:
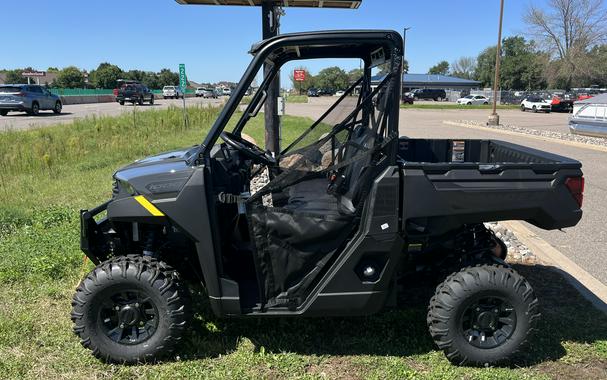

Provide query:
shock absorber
left=142, top=228, right=156, bottom=257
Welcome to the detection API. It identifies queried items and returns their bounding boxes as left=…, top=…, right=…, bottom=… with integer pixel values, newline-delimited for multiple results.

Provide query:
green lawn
left=401, top=103, right=520, bottom=110
left=1, top=105, right=606, bottom=379
left=285, top=95, right=309, bottom=104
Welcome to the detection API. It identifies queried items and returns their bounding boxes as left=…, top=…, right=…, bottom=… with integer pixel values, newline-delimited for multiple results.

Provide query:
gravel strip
left=453, top=119, right=607, bottom=147
left=486, top=222, right=538, bottom=265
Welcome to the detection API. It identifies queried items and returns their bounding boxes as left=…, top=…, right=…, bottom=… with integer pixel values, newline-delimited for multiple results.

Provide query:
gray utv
left=73, top=30, right=584, bottom=366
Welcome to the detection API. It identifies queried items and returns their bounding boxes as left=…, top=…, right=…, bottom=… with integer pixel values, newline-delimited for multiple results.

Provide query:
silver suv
left=0, top=84, right=62, bottom=116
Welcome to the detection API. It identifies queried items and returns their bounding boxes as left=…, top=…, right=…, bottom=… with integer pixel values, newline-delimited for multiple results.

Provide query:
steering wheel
left=220, top=131, right=277, bottom=166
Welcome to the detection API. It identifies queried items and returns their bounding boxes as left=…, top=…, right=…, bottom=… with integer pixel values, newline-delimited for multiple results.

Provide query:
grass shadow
left=175, top=263, right=607, bottom=367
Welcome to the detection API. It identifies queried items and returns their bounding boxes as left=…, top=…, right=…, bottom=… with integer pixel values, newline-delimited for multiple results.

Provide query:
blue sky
left=1, top=0, right=542, bottom=83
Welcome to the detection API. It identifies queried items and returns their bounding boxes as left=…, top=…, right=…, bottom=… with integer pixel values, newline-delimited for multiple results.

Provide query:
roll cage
left=194, top=30, right=404, bottom=163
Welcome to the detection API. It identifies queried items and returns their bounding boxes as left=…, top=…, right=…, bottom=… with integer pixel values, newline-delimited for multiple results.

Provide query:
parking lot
left=0, top=96, right=223, bottom=132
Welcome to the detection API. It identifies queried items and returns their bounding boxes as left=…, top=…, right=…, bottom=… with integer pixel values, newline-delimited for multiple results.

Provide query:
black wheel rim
left=98, top=290, right=159, bottom=345
left=461, top=296, right=517, bottom=349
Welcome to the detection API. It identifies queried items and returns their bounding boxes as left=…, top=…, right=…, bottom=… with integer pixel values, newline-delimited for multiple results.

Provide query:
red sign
left=294, top=70, right=306, bottom=82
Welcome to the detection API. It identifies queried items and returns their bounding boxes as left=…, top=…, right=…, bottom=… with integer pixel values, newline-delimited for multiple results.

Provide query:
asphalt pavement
left=0, top=96, right=223, bottom=132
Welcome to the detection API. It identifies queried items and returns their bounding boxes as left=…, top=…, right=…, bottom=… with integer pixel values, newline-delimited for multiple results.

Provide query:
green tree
left=142, top=72, right=161, bottom=89
left=289, top=67, right=315, bottom=94
left=90, top=63, right=123, bottom=89
left=125, top=70, right=146, bottom=83
left=500, top=36, right=547, bottom=90
left=428, top=61, right=450, bottom=75
left=347, top=68, right=364, bottom=82
left=56, top=66, right=85, bottom=88
left=46, top=67, right=59, bottom=72
left=315, top=67, right=349, bottom=90
left=377, top=59, right=409, bottom=75
left=4, top=69, right=28, bottom=84
left=474, top=46, right=497, bottom=88
left=158, top=69, right=179, bottom=88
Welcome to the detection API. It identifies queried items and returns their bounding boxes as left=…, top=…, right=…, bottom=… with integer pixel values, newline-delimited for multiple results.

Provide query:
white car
left=222, top=88, right=232, bottom=97
left=162, top=86, right=183, bottom=99
left=521, top=96, right=551, bottom=113
left=456, top=95, right=490, bottom=105
left=334, top=90, right=346, bottom=97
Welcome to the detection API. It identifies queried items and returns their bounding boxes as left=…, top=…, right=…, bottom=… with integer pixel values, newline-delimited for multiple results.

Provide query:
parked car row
left=0, top=84, right=62, bottom=116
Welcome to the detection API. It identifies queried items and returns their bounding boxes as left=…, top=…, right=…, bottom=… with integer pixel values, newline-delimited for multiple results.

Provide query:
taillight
left=551, top=97, right=561, bottom=105
left=565, top=177, right=584, bottom=208
left=15, top=92, right=26, bottom=97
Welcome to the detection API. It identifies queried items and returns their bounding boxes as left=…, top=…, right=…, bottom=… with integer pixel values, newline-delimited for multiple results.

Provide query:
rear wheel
left=119, top=100, right=125, bottom=106
left=483, top=102, right=489, bottom=105
left=532, top=106, right=538, bottom=113
left=138, top=97, right=144, bottom=106
left=53, top=101, right=62, bottom=114
left=520, top=104, right=526, bottom=112
left=427, top=264, right=539, bottom=366
left=0, top=110, right=8, bottom=116
left=71, top=255, right=191, bottom=363
left=149, top=96, right=154, bottom=105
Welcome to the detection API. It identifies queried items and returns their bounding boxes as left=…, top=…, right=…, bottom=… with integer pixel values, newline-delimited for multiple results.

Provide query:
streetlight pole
left=488, top=0, right=505, bottom=126
left=403, top=27, right=411, bottom=65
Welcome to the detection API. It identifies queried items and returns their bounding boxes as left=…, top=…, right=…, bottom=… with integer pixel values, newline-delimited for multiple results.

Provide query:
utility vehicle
left=73, top=30, right=584, bottom=366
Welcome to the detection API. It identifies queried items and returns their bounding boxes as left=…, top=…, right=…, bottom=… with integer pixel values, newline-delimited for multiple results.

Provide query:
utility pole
left=488, top=0, right=505, bottom=126
left=262, top=1, right=281, bottom=154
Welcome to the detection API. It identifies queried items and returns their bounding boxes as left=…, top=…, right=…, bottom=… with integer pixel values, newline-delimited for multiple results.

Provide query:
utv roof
left=249, top=29, right=402, bottom=54
left=175, top=0, right=361, bottom=9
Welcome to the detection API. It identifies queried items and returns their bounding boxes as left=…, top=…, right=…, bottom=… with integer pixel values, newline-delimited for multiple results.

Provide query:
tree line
left=427, top=0, right=607, bottom=90
left=289, top=60, right=410, bottom=93
left=1, top=64, right=181, bottom=89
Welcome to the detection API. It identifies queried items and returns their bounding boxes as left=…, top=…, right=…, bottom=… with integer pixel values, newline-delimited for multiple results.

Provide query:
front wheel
left=0, top=110, right=8, bottom=116
left=521, top=105, right=526, bottom=112
left=149, top=96, right=154, bottom=105
left=71, top=256, right=191, bottom=363
left=427, top=264, right=539, bottom=367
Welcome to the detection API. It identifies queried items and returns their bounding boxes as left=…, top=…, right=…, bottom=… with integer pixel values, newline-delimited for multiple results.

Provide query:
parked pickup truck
left=114, top=81, right=154, bottom=106
left=72, top=30, right=584, bottom=367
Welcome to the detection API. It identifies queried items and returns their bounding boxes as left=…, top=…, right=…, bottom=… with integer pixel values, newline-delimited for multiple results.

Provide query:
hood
left=114, top=146, right=198, bottom=198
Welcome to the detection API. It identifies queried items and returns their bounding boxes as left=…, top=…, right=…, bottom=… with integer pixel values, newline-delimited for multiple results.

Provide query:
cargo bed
left=397, top=138, right=583, bottom=236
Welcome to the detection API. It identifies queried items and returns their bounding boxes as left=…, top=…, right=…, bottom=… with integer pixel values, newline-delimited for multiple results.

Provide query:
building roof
left=372, top=73, right=481, bottom=88
left=575, top=93, right=607, bottom=105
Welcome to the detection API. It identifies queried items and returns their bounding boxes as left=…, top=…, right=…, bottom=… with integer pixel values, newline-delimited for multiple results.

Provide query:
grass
left=285, top=95, right=309, bottom=104
left=401, top=103, right=520, bottom=110
left=1, top=105, right=606, bottom=379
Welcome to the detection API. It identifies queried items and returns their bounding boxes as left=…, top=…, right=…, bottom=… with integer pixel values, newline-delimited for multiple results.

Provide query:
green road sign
left=179, top=64, right=187, bottom=91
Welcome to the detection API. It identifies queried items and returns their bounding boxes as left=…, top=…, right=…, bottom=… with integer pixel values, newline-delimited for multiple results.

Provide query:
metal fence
left=50, top=88, right=114, bottom=96
left=50, top=88, right=197, bottom=96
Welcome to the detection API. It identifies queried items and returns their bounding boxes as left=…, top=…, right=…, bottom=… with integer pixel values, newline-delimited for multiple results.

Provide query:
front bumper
left=80, top=200, right=111, bottom=264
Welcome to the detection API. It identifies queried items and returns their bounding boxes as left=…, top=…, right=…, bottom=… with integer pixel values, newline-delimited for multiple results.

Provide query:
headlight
left=117, top=179, right=137, bottom=196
